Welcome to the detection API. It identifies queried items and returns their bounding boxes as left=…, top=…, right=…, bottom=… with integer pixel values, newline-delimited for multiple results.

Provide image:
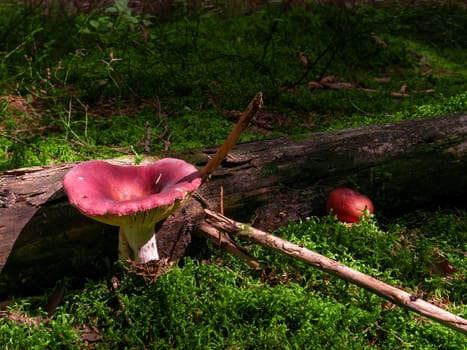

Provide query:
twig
left=197, top=222, right=260, bottom=270
left=199, top=92, right=263, bottom=182
left=150, top=96, right=170, bottom=151
left=193, top=192, right=212, bottom=210
left=169, top=212, right=195, bottom=259
left=347, top=95, right=373, bottom=116
left=219, top=186, right=224, bottom=215
left=0, top=133, right=48, bottom=156
left=144, top=121, right=151, bottom=153
left=203, top=209, right=467, bottom=335
left=44, top=281, right=66, bottom=317
left=270, top=41, right=334, bottom=100
left=110, top=275, right=133, bottom=326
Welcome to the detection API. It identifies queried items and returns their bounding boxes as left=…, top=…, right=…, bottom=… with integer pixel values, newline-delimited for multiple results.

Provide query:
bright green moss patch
left=1, top=209, right=466, bottom=349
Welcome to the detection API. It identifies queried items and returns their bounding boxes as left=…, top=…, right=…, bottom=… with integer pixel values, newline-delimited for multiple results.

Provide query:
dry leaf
left=390, top=92, right=410, bottom=97
left=428, top=249, right=457, bottom=277
left=323, top=82, right=357, bottom=89
left=360, top=88, right=378, bottom=93
left=320, top=75, right=338, bottom=84
left=299, top=52, right=309, bottom=68
left=373, top=77, right=391, bottom=84
left=371, top=33, right=387, bottom=47
left=307, top=81, right=324, bottom=90
left=79, top=325, right=102, bottom=342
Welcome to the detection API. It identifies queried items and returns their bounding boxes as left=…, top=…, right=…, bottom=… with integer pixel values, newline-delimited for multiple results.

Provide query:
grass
left=0, top=1, right=466, bottom=348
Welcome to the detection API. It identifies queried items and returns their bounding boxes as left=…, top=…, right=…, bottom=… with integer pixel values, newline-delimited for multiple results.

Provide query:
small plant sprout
left=63, top=158, right=201, bottom=263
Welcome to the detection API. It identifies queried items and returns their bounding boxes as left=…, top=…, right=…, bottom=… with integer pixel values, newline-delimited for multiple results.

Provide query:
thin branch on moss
left=201, top=209, right=467, bottom=335
left=0, top=132, right=47, bottom=156
left=269, top=41, right=334, bottom=101
left=197, top=221, right=260, bottom=269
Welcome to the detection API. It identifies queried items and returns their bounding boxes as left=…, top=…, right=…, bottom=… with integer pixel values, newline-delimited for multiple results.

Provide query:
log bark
left=201, top=209, right=467, bottom=335
left=0, top=113, right=466, bottom=296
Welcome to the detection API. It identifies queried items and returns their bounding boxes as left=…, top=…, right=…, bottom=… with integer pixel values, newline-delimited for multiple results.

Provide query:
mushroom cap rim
left=63, top=158, right=201, bottom=225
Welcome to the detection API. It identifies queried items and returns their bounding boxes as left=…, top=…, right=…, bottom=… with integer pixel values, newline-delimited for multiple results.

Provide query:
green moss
left=0, top=3, right=466, bottom=346
left=2, top=209, right=466, bottom=348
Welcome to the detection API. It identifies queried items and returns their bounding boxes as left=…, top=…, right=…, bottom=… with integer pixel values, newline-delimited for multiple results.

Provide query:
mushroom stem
left=119, top=225, right=159, bottom=263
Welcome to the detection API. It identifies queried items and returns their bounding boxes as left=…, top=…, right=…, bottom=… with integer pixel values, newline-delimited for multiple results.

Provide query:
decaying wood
left=0, top=113, right=466, bottom=296
left=201, top=209, right=467, bottom=335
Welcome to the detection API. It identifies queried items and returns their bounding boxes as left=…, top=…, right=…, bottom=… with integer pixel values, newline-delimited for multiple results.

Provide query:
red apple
left=326, top=188, right=374, bottom=223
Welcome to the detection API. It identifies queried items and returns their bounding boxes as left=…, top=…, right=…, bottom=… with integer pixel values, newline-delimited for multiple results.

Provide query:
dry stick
left=197, top=222, right=260, bottom=269
left=196, top=92, right=262, bottom=268
left=200, top=92, right=263, bottom=182
left=44, top=281, right=66, bottom=317
left=219, top=186, right=224, bottom=215
left=0, top=133, right=48, bottom=156
left=203, top=209, right=467, bottom=335
left=167, top=93, right=263, bottom=268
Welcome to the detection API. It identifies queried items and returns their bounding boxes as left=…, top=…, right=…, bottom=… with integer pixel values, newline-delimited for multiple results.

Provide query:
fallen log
left=0, top=113, right=466, bottom=296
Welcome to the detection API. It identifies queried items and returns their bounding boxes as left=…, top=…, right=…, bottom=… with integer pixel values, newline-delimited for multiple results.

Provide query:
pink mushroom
left=326, top=187, right=374, bottom=223
left=63, top=158, right=201, bottom=263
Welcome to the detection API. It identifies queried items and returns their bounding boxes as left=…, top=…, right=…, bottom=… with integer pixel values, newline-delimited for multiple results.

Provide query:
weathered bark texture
left=0, top=113, right=466, bottom=296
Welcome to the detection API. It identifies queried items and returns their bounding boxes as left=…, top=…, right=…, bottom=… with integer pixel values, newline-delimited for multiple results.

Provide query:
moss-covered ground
left=0, top=1, right=466, bottom=348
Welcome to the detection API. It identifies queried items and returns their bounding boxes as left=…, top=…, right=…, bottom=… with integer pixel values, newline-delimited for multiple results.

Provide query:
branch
left=0, top=133, right=48, bottom=157
left=202, top=209, right=467, bottom=335
left=199, top=92, right=263, bottom=182
left=197, top=222, right=260, bottom=269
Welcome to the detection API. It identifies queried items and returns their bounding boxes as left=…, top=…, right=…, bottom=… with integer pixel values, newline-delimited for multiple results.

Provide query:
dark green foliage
left=1, top=1, right=466, bottom=171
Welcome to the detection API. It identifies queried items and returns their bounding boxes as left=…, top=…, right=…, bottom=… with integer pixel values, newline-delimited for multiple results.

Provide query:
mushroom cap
left=326, top=187, right=374, bottom=223
left=63, top=158, right=201, bottom=227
